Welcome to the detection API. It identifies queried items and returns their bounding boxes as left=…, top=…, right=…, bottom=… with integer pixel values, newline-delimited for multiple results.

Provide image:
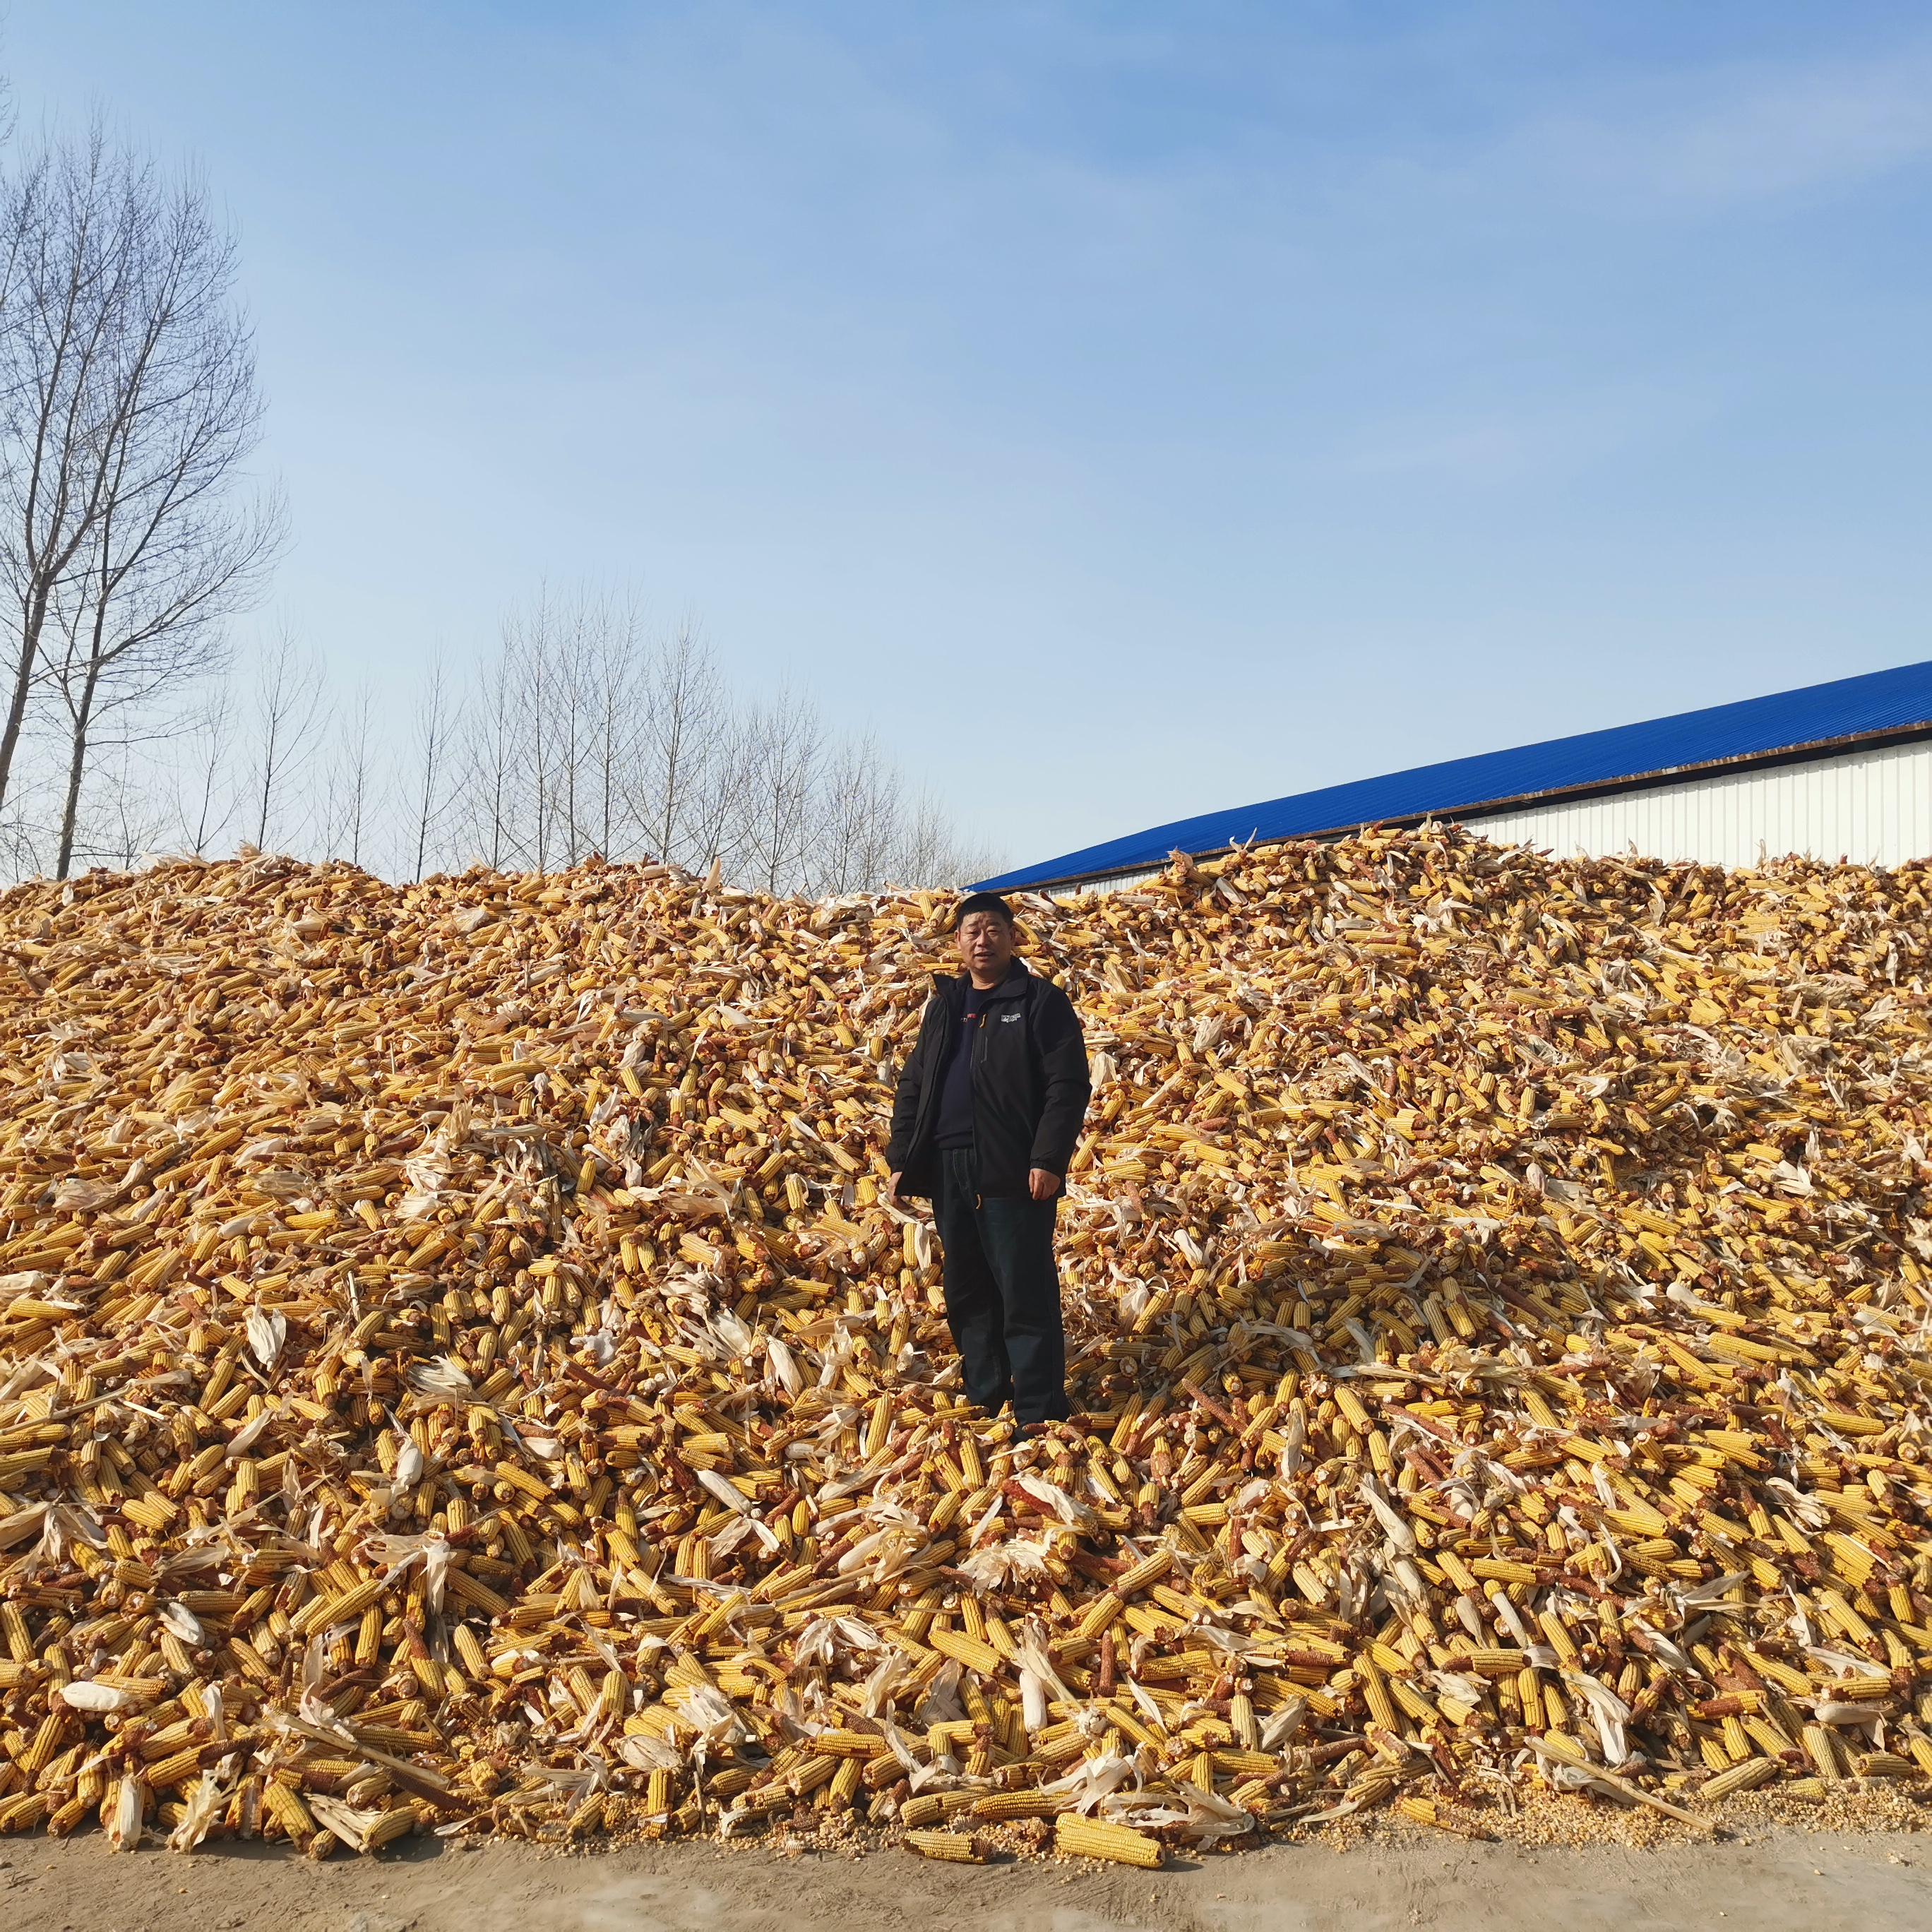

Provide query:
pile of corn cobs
left=0, top=826, right=1929, bottom=1864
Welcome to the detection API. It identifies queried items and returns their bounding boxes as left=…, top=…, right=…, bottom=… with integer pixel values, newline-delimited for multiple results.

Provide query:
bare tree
left=458, top=633, right=521, bottom=869
left=244, top=627, right=323, bottom=852
left=542, top=597, right=595, bottom=866
left=737, top=684, right=825, bottom=895
left=0, top=122, right=276, bottom=837
left=581, top=596, right=641, bottom=860
left=317, top=684, right=382, bottom=868
left=38, top=170, right=276, bottom=873
left=451, top=597, right=568, bottom=872
left=813, top=730, right=904, bottom=894
left=511, top=597, right=561, bottom=870
left=171, top=676, right=237, bottom=855
left=891, top=789, right=1001, bottom=890
left=453, top=590, right=650, bottom=872
left=632, top=625, right=730, bottom=870
left=0, top=127, right=129, bottom=813
left=407, top=656, right=458, bottom=880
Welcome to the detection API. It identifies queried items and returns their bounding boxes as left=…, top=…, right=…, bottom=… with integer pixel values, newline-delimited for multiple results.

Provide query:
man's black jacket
left=886, top=959, right=1090, bottom=1200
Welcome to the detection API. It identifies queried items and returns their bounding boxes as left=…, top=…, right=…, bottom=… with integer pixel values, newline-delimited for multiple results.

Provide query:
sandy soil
left=3, top=1827, right=1928, bottom=1932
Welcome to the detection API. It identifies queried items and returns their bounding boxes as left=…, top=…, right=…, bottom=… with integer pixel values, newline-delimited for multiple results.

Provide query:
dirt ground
left=3, top=1826, right=1928, bottom=1932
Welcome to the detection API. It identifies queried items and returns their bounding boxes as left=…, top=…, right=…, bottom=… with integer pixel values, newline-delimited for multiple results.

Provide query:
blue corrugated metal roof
left=978, top=659, right=1932, bottom=892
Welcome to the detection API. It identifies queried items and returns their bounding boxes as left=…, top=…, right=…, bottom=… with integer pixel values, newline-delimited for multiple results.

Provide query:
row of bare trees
left=32, top=594, right=997, bottom=893
left=446, top=594, right=988, bottom=892
left=0, top=110, right=994, bottom=894
left=380, top=596, right=997, bottom=889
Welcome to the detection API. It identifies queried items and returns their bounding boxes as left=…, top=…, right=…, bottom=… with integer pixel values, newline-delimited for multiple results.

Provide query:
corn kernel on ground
left=0, top=828, right=1930, bottom=1857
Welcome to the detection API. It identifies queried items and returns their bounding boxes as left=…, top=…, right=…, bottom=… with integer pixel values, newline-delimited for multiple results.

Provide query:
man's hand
left=1028, top=1167, right=1061, bottom=1201
left=888, top=1171, right=904, bottom=1207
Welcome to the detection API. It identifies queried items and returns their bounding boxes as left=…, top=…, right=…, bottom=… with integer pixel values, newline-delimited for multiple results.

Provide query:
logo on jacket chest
left=1000, top=1012, right=1022, bottom=1022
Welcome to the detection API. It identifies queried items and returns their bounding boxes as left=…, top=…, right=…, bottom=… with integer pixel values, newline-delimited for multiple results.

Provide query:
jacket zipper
left=971, top=1002, right=989, bottom=1207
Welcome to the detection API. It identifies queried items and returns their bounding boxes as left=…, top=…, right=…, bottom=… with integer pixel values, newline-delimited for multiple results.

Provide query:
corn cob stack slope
left=0, top=828, right=1930, bottom=1857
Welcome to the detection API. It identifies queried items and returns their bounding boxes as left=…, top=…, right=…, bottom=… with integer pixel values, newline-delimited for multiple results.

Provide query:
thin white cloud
left=1517, top=43, right=1932, bottom=213
left=1340, top=383, right=1703, bottom=487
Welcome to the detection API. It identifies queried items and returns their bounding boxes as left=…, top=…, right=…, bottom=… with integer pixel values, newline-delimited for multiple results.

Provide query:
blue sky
left=11, top=3, right=1932, bottom=869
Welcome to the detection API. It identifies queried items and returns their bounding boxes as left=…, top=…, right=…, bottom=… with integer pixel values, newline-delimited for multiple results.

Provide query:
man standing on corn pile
left=887, top=892, right=1090, bottom=1435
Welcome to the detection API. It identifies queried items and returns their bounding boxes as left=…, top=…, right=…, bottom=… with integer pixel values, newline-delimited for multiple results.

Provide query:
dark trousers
left=932, top=1145, right=1069, bottom=1423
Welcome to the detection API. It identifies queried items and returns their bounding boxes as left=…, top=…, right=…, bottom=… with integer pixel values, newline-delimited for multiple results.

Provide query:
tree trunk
left=0, top=583, right=52, bottom=811
left=55, top=657, right=101, bottom=878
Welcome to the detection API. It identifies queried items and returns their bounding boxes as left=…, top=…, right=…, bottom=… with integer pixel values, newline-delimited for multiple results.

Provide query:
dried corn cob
left=0, top=828, right=1926, bottom=1859
left=905, top=1829, right=987, bottom=1862
left=1055, top=1814, right=1163, bottom=1867
left=1700, top=1758, right=1778, bottom=1801
left=972, top=1791, right=1063, bottom=1819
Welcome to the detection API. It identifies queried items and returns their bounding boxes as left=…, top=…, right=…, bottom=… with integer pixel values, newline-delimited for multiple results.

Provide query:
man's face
left=956, top=911, right=1015, bottom=982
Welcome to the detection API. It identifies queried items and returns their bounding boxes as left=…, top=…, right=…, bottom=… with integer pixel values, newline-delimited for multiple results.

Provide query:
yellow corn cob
left=809, top=1729, right=891, bottom=1758
left=1830, top=1674, right=1895, bottom=1700
left=1462, top=1649, right=1527, bottom=1675
left=364, top=1805, right=417, bottom=1849
left=44, top=1794, right=91, bottom=1838
left=972, top=1791, right=1063, bottom=1819
left=1075, top=1591, right=1125, bottom=1638
left=0, top=1793, right=51, bottom=1832
left=15, top=1715, right=64, bottom=1777
left=1055, top=1815, right=1163, bottom=1868
left=1116, top=1550, right=1173, bottom=1596
left=1802, top=1726, right=1845, bottom=1783
left=928, top=1627, right=1001, bottom=1676
left=146, top=1746, right=207, bottom=1790
left=263, top=1780, right=316, bottom=1844
left=904, top=1829, right=987, bottom=1863
left=1229, top=1692, right=1258, bottom=1750
left=1701, top=1758, right=1777, bottom=1801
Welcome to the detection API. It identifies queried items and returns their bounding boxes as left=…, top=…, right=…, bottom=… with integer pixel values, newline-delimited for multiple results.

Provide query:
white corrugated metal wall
left=1463, top=737, right=1932, bottom=871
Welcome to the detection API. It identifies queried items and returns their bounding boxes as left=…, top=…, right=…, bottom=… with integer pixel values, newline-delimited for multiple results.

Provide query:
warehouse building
left=978, top=658, right=1932, bottom=895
